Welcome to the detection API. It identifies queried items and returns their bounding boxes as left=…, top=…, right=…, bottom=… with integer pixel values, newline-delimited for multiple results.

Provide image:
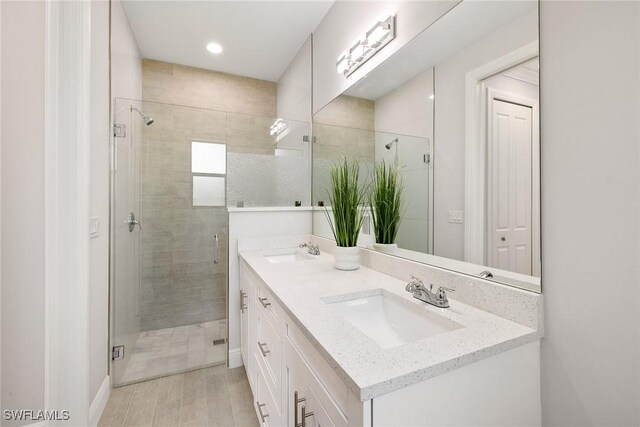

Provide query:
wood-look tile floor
left=99, top=365, right=259, bottom=427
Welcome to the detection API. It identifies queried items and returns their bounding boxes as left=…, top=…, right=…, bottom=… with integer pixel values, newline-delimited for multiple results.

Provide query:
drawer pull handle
left=258, top=341, right=270, bottom=357
left=259, top=297, right=271, bottom=308
left=294, top=391, right=306, bottom=427
left=301, top=405, right=314, bottom=427
left=257, top=401, right=269, bottom=422
left=240, top=291, right=247, bottom=313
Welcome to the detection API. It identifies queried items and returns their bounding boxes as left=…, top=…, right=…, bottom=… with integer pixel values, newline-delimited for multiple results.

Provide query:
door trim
left=485, top=89, right=540, bottom=277
left=463, top=41, right=538, bottom=269
left=44, top=0, right=92, bottom=423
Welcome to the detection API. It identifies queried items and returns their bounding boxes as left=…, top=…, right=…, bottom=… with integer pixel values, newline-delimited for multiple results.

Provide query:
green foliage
left=324, top=158, right=368, bottom=247
left=369, top=161, right=405, bottom=244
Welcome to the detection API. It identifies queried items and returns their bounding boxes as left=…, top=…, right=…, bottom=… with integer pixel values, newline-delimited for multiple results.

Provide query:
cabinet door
left=286, top=356, right=310, bottom=427
left=255, top=352, right=282, bottom=427
left=240, top=276, right=249, bottom=366
left=242, top=269, right=258, bottom=393
left=286, top=354, right=338, bottom=427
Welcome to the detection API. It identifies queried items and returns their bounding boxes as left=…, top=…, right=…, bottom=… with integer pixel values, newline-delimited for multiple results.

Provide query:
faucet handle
left=409, top=275, right=423, bottom=285
left=435, top=286, right=455, bottom=302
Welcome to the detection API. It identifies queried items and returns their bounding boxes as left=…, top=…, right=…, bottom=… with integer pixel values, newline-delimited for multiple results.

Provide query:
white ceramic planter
left=334, top=246, right=360, bottom=271
left=372, top=243, right=398, bottom=254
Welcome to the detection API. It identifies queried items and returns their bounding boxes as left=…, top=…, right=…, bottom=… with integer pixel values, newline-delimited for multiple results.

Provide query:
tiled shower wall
left=312, top=95, right=375, bottom=205
left=139, top=60, right=300, bottom=331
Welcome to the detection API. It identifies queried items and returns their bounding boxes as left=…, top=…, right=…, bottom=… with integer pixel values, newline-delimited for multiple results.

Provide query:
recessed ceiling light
left=206, top=42, right=223, bottom=54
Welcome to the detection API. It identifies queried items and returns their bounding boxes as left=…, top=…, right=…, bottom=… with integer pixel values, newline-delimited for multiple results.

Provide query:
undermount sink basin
left=324, top=289, right=463, bottom=349
left=265, top=250, right=316, bottom=264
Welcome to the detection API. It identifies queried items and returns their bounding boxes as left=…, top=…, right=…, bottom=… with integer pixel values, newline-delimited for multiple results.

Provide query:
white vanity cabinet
left=239, top=258, right=541, bottom=427
left=239, top=260, right=367, bottom=427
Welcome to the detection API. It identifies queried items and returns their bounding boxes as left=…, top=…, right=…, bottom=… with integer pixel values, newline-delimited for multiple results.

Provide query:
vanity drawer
left=254, top=352, right=281, bottom=427
left=256, top=311, right=282, bottom=408
left=287, top=321, right=350, bottom=417
left=256, top=283, right=284, bottom=336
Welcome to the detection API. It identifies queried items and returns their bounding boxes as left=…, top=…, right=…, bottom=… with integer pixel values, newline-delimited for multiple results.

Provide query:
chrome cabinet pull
left=258, top=297, right=271, bottom=308
left=213, top=234, right=219, bottom=265
left=257, top=341, right=270, bottom=357
left=256, top=401, right=269, bottom=422
left=301, top=405, right=314, bottom=427
left=240, top=291, right=247, bottom=313
left=294, top=391, right=306, bottom=427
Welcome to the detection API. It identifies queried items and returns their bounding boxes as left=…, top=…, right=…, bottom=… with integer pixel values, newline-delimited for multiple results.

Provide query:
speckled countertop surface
left=239, top=248, right=543, bottom=401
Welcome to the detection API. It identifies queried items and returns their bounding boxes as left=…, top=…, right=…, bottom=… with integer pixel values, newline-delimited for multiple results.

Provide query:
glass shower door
left=111, top=98, right=229, bottom=386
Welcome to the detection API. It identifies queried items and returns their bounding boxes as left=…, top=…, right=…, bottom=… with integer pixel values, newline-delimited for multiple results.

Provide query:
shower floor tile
left=119, top=319, right=227, bottom=385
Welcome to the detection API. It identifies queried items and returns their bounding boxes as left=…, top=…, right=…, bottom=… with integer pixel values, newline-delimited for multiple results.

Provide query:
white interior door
left=488, top=99, right=533, bottom=275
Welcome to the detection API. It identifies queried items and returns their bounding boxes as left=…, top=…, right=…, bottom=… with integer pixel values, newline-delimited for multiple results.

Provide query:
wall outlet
left=448, top=211, right=464, bottom=224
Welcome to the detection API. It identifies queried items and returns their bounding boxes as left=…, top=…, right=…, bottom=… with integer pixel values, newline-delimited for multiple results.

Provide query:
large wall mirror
left=312, top=0, right=541, bottom=292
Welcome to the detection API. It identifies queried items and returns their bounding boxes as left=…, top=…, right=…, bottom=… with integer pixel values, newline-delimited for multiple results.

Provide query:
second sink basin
left=265, top=249, right=316, bottom=263
left=324, top=289, right=463, bottom=349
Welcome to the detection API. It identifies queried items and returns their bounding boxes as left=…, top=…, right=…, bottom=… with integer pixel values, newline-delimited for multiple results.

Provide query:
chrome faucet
left=405, top=275, right=454, bottom=308
left=299, top=242, right=320, bottom=255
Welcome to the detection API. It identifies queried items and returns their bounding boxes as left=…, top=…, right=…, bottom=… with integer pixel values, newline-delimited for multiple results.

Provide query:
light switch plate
left=448, top=211, right=463, bottom=224
left=90, top=217, right=100, bottom=238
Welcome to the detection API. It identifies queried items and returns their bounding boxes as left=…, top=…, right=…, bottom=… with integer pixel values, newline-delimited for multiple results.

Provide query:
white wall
left=540, top=1, right=640, bottom=425
left=278, top=35, right=312, bottom=124
left=228, top=210, right=312, bottom=366
left=276, top=36, right=313, bottom=204
left=111, top=0, right=143, bottom=102
left=89, top=0, right=111, bottom=408
left=312, top=0, right=458, bottom=113
left=483, top=74, right=538, bottom=102
left=374, top=69, right=434, bottom=252
left=433, top=10, right=537, bottom=261
left=1, top=2, right=46, bottom=425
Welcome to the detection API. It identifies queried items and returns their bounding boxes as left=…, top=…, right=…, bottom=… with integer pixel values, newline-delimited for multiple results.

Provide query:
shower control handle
left=126, top=212, right=142, bottom=232
left=213, top=234, right=219, bottom=265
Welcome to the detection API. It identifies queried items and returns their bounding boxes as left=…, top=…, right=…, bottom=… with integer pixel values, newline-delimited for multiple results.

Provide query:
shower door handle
left=213, top=234, right=219, bottom=264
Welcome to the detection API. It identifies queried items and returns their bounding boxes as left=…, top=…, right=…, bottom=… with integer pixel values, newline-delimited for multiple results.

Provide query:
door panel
left=488, top=99, right=533, bottom=275
left=112, top=99, right=141, bottom=386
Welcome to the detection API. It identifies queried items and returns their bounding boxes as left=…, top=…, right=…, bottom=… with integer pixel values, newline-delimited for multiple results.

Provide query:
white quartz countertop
left=239, top=248, right=542, bottom=401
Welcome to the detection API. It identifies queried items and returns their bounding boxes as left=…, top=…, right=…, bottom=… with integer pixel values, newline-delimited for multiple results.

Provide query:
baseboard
left=228, top=347, right=244, bottom=368
left=89, top=375, right=110, bottom=427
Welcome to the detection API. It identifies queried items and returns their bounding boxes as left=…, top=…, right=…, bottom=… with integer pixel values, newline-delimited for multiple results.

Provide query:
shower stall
left=110, top=98, right=310, bottom=386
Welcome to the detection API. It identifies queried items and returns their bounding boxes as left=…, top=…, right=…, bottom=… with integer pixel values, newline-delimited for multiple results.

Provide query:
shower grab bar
left=213, top=234, right=219, bottom=265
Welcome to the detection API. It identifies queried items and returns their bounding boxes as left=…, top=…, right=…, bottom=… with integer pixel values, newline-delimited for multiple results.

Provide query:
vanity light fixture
left=336, top=15, right=396, bottom=77
left=206, top=42, right=223, bottom=54
left=269, top=118, right=288, bottom=137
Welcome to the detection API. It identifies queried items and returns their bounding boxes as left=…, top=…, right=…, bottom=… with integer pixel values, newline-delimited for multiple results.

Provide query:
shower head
left=385, top=138, right=398, bottom=150
left=131, top=106, right=154, bottom=126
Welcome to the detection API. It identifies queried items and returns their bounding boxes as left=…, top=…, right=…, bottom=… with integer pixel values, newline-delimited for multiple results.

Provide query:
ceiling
left=121, top=1, right=334, bottom=82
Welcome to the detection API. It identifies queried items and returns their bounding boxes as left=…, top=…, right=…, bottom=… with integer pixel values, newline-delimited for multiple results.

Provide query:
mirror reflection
left=312, top=0, right=540, bottom=291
